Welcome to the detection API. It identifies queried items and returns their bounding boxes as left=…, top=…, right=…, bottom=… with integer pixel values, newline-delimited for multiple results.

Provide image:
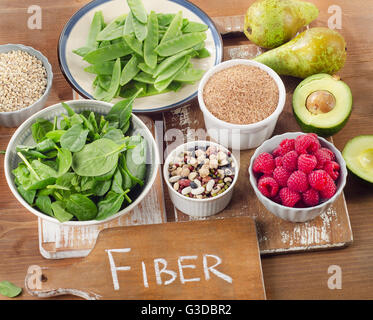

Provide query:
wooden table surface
left=0, top=0, right=372, bottom=299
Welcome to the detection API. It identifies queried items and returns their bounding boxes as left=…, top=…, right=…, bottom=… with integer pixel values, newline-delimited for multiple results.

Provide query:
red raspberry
left=287, top=170, right=309, bottom=192
left=302, top=188, right=320, bottom=207
left=319, top=179, right=337, bottom=199
left=320, top=147, right=336, bottom=161
left=323, top=160, right=340, bottom=180
left=282, top=150, right=298, bottom=172
left=295, top=134, right=320, bottom=155
left=297, top=154, right=317, bottom=173
left=279, top=139, right=295, bottom=153
left=307, top=133, right=319, bottom=141
left=257, top=176, right=279, bottom=198
left=272, top=146, right=284, bottom=157
left=273, top=166, right=291, bottom=187
left=253, top=152, right=275, bottom=175
left=261, top=173, right=273, bottom=179
left=279, top=187, right=301, bottom=207
left=308, top=170, right=333, bottom=191
left=275, top=156, right=283, bottom=167
left=314, top=148, right=333, bottom=169
left=272, top=139, right=295, bottom=157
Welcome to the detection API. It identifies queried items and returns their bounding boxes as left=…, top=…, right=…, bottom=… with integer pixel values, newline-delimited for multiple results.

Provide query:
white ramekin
left=248, top=132, right=347, bottom=223
left=0, top=44, right=53, bottom=127
left=4, top=99, right=160, bottom=226
left=164, top=140, right=239, bottom=217
left=198, top=59, right=286, bottom=150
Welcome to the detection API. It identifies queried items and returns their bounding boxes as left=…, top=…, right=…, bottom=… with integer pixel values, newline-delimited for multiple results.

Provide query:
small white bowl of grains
left=198, top=59, right=286, bottom=150
left=0, top=44, right=53, bottom=127
left=163, top=140, right=239, bottom=217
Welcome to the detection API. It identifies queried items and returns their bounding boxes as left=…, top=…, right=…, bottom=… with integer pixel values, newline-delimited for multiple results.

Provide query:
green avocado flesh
left=293, top=73, right=352, bottom=136
left=343, top=135, right=373, bottom=184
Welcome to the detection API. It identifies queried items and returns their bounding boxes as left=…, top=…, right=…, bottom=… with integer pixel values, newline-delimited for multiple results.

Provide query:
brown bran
left=203, top=65, right=279, bottom=125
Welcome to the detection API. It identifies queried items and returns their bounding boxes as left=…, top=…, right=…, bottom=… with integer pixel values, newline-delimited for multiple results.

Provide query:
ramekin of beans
left=163, top=140, right=239, bottom=217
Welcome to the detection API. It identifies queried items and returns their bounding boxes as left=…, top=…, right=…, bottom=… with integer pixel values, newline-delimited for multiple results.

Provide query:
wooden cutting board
left=38, top=113, right=167, bottom=259
left=26, top=217, right=266, bottom=300
left=162, top=42, right=353, bottom=254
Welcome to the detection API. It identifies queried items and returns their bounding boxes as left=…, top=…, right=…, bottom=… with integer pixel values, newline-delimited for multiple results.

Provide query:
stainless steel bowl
left=4, top=99, right=160, bottom=226
left=0, top=44, right=53, bottom=127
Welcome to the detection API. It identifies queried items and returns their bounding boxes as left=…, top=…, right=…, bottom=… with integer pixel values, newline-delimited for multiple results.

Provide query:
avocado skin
left=345, top=168, right=373, bottom=186
left=293, top=108, right=352, bottom=137
left=244, top=0, right=319, bottom=49
left=254, top=27, right=346, bottom=78
left=342, top=135, right=373, bottom=185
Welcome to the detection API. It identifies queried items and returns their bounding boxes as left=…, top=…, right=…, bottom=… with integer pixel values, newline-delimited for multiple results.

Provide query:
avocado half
left=343, top=135, right=373, bottom=184
left=292, top=74, right=352, bottom=136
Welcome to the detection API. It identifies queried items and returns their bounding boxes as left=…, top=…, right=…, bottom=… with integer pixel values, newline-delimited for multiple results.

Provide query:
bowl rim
left=248, top=132, right=348, bottom=212
left=57, top=0, right=223, bottom=114
left=4, top=99, right=160, bottom=226
left=0, top=44, right=53, bottom=115
left=163, top=140, right=239, bottom=202
left=198, top=59, right=286, bottom=130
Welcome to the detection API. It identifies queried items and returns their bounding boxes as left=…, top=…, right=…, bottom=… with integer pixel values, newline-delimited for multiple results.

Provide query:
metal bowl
left=0, top=44, right=53, bottom=127
left=4, top=99, right=160, bottom=226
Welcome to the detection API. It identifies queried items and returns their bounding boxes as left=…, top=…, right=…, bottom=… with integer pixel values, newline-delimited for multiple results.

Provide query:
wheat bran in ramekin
left=203, top=65, right=279, bottom=125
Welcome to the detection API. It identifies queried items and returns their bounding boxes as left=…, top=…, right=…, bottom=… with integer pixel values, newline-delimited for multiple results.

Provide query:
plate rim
left=58, top=0, right=223, bottom=113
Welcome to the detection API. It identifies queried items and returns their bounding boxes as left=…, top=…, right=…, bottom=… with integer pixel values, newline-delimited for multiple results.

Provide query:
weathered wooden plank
left=28, top=217, right=266, bottom=300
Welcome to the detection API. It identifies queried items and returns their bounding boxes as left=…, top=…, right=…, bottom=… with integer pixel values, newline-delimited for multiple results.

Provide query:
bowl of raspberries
left=249, top=132, right=347, bottom=222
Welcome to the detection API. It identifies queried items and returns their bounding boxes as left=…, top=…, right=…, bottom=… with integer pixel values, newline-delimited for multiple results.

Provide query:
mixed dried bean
left=168, top=145, right=235, bottom=199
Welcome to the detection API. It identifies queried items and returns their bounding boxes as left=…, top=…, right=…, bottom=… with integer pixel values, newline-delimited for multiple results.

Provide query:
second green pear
left=254, top=27, right=347, bottom=78
left=244, top=0, right=319, bottom=49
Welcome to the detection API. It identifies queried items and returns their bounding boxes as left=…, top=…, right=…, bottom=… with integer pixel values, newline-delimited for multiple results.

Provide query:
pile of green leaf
left=73, top=0, right=210, bottom=102
left=12, top=90, right=147, bottom=222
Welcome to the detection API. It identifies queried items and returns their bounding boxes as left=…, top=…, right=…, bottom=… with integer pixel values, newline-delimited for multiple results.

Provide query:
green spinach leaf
left=51, top=201, right=73, bottom=222
left=72, top=138, right=125, bottom=177
left=35, top=195, right=53, bottom=216
left=125, top=135, right=147, bottom=185
left=96, top=191, right=126, bottom=220
left=60, top=124, right=89, bottom=152
left=17, top=185, right=36, bottom=205
left=0, top=281, right=22, bottom=298
left=94, top=165, right=117, bottom=181
left=111, top=168, right=124, bottom=194
left=66, top=194, right=98, bottom=221
left=56, top=147, right=72, bottom=177
left=92, top=179, right=112, bottom=196
left=31, top=119, right=53, bottom=143
left=45, top=130, right=67, bottom=143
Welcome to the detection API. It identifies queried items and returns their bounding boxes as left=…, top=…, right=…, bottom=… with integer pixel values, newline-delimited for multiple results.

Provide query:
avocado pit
left=306, top=90, right=336, bottom=115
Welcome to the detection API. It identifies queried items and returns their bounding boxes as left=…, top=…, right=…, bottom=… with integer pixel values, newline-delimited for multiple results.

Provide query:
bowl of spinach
left=4, top=93, right=159, bottom=225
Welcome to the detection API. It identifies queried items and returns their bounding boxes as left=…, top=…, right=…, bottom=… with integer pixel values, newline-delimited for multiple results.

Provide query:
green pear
left=253, top=27, right=347, bottom=78
left=244, top=0, right=319, bottom=49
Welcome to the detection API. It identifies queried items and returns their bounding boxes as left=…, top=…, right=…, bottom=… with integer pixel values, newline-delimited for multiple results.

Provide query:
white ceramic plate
left=58, top=0, right=223, bottom=113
